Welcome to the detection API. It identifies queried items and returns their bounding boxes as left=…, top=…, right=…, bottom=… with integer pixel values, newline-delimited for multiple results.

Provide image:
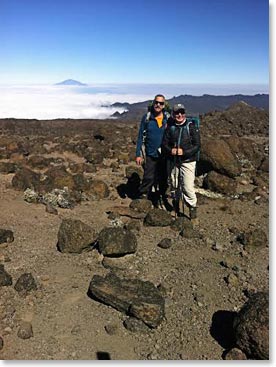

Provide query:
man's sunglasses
left=154, top=101, right=165, bottom=106
left=174, top=109, right=185, bottom=115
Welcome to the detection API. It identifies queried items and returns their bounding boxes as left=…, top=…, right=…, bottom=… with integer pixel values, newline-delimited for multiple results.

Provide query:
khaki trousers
left=167, top=160, right=197, bottom=207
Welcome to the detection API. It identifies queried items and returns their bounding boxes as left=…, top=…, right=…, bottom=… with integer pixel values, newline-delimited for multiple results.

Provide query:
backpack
left=170, top=115, right=200, bottom=161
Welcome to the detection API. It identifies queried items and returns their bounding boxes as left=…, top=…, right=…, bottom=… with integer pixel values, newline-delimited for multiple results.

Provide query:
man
left=162, top=103, right=200, bottom=219
left=135, top=94, right=170, bottom=206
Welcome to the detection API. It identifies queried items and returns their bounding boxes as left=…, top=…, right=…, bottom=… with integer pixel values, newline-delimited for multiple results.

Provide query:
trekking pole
left=176, top=146, right=184, bottom=218
left=173, top=143, right=178, bottom=219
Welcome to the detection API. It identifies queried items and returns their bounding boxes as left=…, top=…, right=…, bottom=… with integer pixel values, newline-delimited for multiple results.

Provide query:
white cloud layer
left=0, top=83, right=268, bottom=120
left=0, top=85, right=154, bottom=119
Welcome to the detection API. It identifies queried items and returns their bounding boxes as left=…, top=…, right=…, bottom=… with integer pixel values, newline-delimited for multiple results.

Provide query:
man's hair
left=154, top=94, right=165, bottom=101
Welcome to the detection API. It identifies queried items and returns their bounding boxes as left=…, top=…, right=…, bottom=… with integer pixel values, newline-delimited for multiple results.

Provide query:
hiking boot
left=189, top=206, right=197, bottom=219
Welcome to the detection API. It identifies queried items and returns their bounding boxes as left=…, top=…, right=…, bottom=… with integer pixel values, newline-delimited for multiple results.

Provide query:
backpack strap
left=169, top=124, right=184, bottom=148
left=145, top=111, right=151, bottom=122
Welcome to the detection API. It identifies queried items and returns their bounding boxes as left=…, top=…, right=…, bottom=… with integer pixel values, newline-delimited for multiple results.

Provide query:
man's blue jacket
left=135, top=112, right=169, bottom=158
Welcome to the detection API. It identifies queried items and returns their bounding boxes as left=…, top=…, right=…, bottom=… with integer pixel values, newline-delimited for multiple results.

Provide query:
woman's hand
left=171, top=148, right=183, bottom=156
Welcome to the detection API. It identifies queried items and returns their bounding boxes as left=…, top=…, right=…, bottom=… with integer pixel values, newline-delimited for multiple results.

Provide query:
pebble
left=3, top=327, right=12, bottom=335
left=104, top=324, right=118, bottom=335
left=226, top=273, right=239, bottom=287
left=17, top=321, right=33, bottom=339
left=212, top=242, right=224, bottom=251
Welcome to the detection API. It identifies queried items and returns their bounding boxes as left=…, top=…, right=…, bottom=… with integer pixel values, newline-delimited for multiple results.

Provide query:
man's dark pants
left=138, top=155, right=168, bottom=199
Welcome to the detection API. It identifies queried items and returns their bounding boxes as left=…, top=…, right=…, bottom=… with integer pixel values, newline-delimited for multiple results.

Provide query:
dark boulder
left=200, top=138, right=242, bottom=178
left=144, top=208, right=172, bottom=227
left=129, top=199, right=152, bottom=213
left=234, top=291, right=269, bottom=359
left=57, top=219, right=97, bottom=253
left=98, top=227, right=137, bottom=256
left=0, top=162, right=18, bottom=174
left=85, top=180, right=109, bottom=199
left=11, top=167, right=41, bottom=191
left=203, top=171, right=237, bottom=195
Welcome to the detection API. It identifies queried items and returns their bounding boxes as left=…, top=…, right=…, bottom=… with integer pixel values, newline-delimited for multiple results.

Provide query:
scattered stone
left=203, top=171, right=238, bottom=195
left=129, top=199, right=152, bottom=213
left=108, top=206, right=146, bottom=220
left=17, top=321, right=33, bottom=339
left=104, top=324, right=118, bottom=335
left=234, top=291, right=269, bottom=359
left=144, top=208, right=172, bottom=227
left=23, top=188, right=40, bottom=203
left=102, top=255, right=134, bottom=272
left=57, top=219, right=97, bottom=253
left=71, top=324, right=81, bottom=335
left=109, top=217, right=124, bottom=228
left=123, top=317, right=149, bottom=333
left=225, top=273, right=239, bottom=287
left=14, top=273, right=37, bottom=294
left=157, top=238, right=172, bottom=249
left=0, top=162, right=17, bottom=174
left=0, top=229, right=14, bottom=244
left=27, top=155, right=55, bottom=169
left=12, top=167, right=41, bottom=191
left=45, top=203, right=58, bottom=215
left=211, top=242, right=224, bottom=251
left=107, top=212, right=120, bottom=221
left=97, top=227, right=137, bottom=257
left=124, top=220, right=141, bottom=232
left=85, top=180, right=109, bottom=199
left=0, top=336, right=3, bottom=350
left=219, top=260, right=229, bottom=268
left=171, top=217, right=193, bottom=232
left=0, top=264, right=13, bottom=287
left=224, top=348, right=247, bottom=360
left=89, top=273, right=165, bottom=328
left=237, top=229, right=268, bottom=248
left=43, top=188, right=75, bottom=209
left=180, top=226, right=202, bottom=239
left=157, top=284, right=169, bottom=298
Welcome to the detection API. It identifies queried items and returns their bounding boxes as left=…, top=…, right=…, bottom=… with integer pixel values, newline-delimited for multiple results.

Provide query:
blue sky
left=0, top=0, right=269, bottom=86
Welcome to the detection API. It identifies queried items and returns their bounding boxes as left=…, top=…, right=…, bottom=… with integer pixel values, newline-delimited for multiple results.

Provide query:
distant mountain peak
left=55, top=79, right=87, bottom=86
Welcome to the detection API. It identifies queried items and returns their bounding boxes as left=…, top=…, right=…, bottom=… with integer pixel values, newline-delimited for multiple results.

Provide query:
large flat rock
left=89, top=273, right=165, bottom=328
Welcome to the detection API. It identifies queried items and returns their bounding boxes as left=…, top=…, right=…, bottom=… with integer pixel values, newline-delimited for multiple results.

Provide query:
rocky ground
left=0, top=106, right=269, bottom=360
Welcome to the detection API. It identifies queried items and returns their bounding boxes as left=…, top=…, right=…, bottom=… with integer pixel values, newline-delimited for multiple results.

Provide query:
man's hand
left=136, top=157, right=143, bottom=165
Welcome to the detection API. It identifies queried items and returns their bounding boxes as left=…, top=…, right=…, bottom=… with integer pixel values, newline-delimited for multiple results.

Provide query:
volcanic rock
left=89, top=273, right=165, bottom=328
left=57, top=219, right=97, bottom=253
left=97, top=227, right=137, bottom=256
left=234, top=291, right=269, bottom=359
